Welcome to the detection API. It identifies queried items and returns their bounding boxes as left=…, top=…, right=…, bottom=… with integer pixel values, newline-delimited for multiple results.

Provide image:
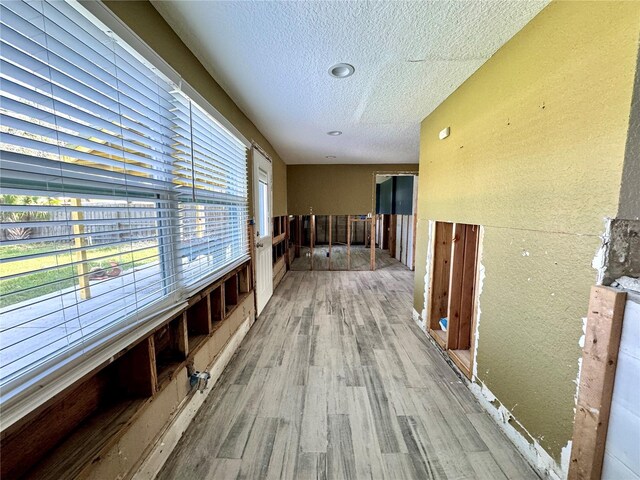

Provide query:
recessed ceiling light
left=328, top=63, right=354, bottom=78
left=327, top=130, right=342, bottom=136
left=325, top=155, right=336, bottom=159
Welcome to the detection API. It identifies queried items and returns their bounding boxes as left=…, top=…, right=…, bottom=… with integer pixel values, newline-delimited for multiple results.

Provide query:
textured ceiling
left=152, top=1, right=548, bottom=165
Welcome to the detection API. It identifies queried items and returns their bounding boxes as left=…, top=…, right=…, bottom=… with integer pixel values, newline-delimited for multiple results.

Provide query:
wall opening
left=428, top=221, right=481, bottom=378
left=374, top=174, right=418, bottom=270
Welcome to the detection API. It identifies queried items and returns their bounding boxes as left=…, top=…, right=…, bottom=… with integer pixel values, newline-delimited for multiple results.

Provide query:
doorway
left=374, top=174, right=418, bottom=270
left=253, top=147, right=273, bottom=315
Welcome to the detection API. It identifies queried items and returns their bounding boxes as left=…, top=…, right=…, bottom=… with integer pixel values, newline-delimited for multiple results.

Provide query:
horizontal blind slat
left=0, top=0, right=249, bottom=406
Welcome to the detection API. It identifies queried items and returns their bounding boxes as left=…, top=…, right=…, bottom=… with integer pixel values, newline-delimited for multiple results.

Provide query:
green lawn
left=0, top=243, right=159, bottom=308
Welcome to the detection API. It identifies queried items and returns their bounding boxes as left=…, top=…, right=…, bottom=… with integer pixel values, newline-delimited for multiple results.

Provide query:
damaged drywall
left=592, top=218, right=612, bottom=285
left=471, top=227, right=485, bottom=381
left=469, top=381, right=566, bottom=480
left=411, top=2, right=639, bottom=476
left=603, top=219, right=640, bottom=285
left=421, top=220, right=435, bottom=321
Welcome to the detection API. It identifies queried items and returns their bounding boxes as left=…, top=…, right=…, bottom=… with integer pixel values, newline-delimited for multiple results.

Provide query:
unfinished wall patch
left=472, top=226, right=485, bottom=381
left=421, top=220, right=436, bottom=323
left=592, top=218, right=612, bottom=285
left=604, top=219, right=640, bottom=284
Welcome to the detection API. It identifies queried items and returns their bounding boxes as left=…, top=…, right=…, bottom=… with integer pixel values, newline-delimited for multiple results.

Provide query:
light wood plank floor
left=157, top=269, right=540, bottom=480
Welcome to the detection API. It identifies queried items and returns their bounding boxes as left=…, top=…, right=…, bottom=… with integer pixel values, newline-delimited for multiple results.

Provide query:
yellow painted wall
left=288, top=164, right=417, bottom=215
left=100, top=1, right=288, bottom=217
left=272, top=154, right=288, bottom=217
left=413, top=1, right=639, bottom=463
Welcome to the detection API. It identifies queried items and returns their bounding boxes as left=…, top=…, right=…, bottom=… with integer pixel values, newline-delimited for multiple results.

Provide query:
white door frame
left=252, top=147, right=273, bottom=316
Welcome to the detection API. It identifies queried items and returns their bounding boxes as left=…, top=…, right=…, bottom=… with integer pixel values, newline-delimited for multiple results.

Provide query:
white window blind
left=0, top=0, right=248, bottom=404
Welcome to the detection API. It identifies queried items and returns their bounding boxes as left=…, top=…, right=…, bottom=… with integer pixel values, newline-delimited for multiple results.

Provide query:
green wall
left=288, top=164, right=417, bottom=215
left=100, top=0, right=288, bottom=217
left=413, top=1, right=640, bottom=462
left=377, top=179, right=393, bottom=214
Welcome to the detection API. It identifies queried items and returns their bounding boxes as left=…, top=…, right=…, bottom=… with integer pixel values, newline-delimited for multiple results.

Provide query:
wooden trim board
left=568, top=286, right=626, bottom=480
left=429, top=328, right=447, bottom=349
left=449, top=349, right=472, bottom=379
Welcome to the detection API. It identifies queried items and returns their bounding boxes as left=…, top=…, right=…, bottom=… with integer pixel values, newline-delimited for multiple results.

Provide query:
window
left=257, top=173, right=269, bottom=238
left=0, top=0, right=248, bottom=405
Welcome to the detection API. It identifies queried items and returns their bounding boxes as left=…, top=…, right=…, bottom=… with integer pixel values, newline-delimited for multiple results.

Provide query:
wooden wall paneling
left=569, top=286, right=627, bottom=480
left=0, top=372, right=110, bottom=479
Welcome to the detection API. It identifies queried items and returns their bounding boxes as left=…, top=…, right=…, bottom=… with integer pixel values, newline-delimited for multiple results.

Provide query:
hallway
left=157, top=269, right=539, bottom=480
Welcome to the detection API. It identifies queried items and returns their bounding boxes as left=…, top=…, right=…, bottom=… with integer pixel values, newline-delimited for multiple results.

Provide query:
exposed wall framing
left=1, top=260, right=255, bottom=480
left=272, top=215, right=289, bottom=288
left=427, top=221, right=481, bottom=378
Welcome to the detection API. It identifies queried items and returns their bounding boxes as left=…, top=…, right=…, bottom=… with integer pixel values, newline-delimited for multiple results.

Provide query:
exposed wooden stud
left=310, top=215, right=315, bottom=271
left=568, top=286, right=627, bottom=480
left=328, top=215, right=332, bottom=271
left=285, top=215, right=291, bottom=269
left=446, top=223, right=467, bottom=349
left=347, top=215, right=351, bottom=270
left=211, top=285, right=224, bottom=325
left=398, top=215, right=404, bottom=262
left=457, top=225, right=479, bottom=351
left=225, top=275, right=239, bottom=312
left=118, top=336, right=157, bottom=397
left=296, top=216, right=302, bottom=257
left=0, top=373, right=110, bottom=479
left=429, top=328, right=447, bottom=349
left=2, top=260, right=254, bottom=480
left=411, top=213, right=418, bottom=271
left=428, top=222, right=453, bottom=332
left=449, top=349, right=471, bottom=378
left=186, top=295, right=212, bottom=354
left=239, top=264, right=251, bottom=294
left=174, top=312, right=189, bottom=358
left=370, top=216, right=376, bottom=271
left=388, top=215, right=396, bottom=256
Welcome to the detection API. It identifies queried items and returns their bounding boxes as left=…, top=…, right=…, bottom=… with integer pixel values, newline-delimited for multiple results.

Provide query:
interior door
left=253, top=148, right=273, bottom=316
